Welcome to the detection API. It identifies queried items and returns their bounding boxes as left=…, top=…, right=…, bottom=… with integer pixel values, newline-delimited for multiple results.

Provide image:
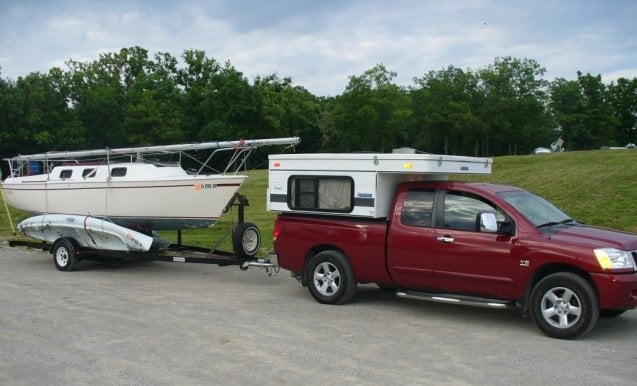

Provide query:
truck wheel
left=232, top=222, right=261, bottom=260
left=530, top=272, right=598, bottom=339
left=52, top=239, right=79, bottom=272
left=306, top=250, right=357, bottom=305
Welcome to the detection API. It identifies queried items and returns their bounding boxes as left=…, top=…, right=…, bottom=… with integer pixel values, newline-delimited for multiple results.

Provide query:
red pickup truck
left=273, top=180, right=637, bottom=339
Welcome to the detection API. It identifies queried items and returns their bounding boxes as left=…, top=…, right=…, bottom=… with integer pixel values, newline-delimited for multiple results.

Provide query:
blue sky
left=1, top=0, right=635, bottom=96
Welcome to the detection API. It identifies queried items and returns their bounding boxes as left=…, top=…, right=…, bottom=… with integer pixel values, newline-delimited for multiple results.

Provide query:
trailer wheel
left=232, top=222, right=261, bottom=259
left=306, top=250, right=357, bottom=305
left=529, top=272, right=598, bottom=339
left=52, top=239, right=79, bottom=272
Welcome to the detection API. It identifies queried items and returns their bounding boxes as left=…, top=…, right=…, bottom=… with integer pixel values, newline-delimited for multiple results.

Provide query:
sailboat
left=2, top=137, right=299, bottom=231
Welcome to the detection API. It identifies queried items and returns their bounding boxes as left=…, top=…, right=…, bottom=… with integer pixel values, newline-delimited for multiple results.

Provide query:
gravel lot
left=1, top=242, right=636, bottom=385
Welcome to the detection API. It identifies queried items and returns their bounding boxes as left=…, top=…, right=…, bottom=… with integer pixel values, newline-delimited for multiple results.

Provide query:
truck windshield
left=498, top=190, right=572, bottom=228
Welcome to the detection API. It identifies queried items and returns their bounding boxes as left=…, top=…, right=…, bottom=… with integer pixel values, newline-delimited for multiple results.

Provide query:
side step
left=396, top=290, right=515, bottom=309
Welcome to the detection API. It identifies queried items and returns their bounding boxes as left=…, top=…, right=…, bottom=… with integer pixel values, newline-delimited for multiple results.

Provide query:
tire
left=599, top=309, right=627, bottom=318
left=306, top=250, right=357, bottom=305
left=52, top=239, right=79, bottom=272
left=529, top=272, right=599, bottom=339
left=232, top=222, right=261, bottom=260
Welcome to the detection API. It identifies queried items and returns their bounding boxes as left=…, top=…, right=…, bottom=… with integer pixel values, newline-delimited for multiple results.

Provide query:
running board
left=396, top=290, right=515, bottom=309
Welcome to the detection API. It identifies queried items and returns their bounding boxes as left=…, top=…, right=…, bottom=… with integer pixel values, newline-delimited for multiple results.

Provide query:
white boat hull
left=2, top=137, right=301, bottom=231
left=17, top=215, right=154, bottom=252
left=3, top=172, right=247, bottom=230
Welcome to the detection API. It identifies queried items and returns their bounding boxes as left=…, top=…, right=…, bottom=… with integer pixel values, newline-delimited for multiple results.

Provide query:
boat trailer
left=8, top=193, right=279, bottom=274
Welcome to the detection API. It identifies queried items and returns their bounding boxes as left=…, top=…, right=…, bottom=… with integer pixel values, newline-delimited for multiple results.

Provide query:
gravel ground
left=1, top=242, right=636, bottom=385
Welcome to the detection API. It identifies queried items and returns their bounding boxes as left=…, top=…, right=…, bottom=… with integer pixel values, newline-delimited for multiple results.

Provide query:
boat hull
left=2, top=174, right=247, bottom=230
left=17, top=214, right=154, bottom=252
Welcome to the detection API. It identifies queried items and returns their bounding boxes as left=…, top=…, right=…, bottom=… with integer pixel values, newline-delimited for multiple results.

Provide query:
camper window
left=289, top=176, right=353, bottom=212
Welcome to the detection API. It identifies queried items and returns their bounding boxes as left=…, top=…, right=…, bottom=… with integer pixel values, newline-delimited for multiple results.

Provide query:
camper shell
left=268, top=152, right=493, bottom=218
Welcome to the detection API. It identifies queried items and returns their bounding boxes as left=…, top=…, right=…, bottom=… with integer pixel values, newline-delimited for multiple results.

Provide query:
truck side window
left=288, top=176, right=353, bottom=212
left=442, top=192, right=504, bottom=232
left=401, top=189, right=435, bottom=227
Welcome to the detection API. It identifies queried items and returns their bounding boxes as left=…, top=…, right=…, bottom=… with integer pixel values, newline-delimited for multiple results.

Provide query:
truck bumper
left=590, top=272, right=637, bottom=310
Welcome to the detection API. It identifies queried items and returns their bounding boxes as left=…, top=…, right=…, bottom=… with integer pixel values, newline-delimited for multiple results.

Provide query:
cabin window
left=82, top=168, right=96, bottom=178
left=111, top=167, right=127, bottom=177
left=439, top=191, right=505, bottom=232
left=401, top=189, right=435, bottom=227
left=288, top=176, right=353, bottom=212
left=59, top=169, right=72, bottom=179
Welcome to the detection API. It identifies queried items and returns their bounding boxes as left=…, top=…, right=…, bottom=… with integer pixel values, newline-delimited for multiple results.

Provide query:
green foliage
left=324, top=64, right=410, bottom=152
left=1, top=48, right=637, bottom=159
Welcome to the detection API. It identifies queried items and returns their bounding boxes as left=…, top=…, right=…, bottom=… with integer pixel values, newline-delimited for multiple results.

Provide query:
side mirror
left=478, top=212, right=498, bottom=233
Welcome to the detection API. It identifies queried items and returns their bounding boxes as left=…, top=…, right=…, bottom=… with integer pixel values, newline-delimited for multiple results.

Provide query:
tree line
left=1, top=46, right=636, bottom=161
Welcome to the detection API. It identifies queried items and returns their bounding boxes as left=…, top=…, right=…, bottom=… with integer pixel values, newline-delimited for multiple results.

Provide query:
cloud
left=1, top=0, right=636, bottom=95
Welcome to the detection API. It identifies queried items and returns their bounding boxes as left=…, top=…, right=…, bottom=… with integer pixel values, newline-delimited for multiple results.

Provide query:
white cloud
left=1, top=0, right=636, bottom=95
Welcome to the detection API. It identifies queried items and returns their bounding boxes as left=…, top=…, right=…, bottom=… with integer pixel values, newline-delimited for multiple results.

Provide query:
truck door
left=386, top=188, right=437, bottom=288
left=432, top=190, right=516, bottom=298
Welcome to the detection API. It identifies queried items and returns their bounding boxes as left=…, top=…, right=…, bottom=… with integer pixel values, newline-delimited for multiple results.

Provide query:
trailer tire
left=52, top=239, right=79, bottom=272
left=232, top=222, right=261, bottom=259
left=529, top=272, right=598, bottom=339
left=306, top=250, right=357, bottom=305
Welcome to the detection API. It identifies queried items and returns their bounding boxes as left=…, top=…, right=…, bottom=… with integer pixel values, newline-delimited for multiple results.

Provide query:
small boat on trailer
left=17, top=214, right=155, bottom=253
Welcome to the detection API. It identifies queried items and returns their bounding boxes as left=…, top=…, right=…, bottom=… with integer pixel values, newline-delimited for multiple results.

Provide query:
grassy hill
left=2, top=149, right=636, bottom=256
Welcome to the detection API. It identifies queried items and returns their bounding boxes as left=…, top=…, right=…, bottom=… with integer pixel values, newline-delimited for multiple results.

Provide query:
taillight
left=273, top=220, right=283, bottom=241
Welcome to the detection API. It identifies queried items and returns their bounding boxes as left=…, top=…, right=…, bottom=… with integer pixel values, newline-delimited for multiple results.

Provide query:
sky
left=1, top=0, right=636, bottom=96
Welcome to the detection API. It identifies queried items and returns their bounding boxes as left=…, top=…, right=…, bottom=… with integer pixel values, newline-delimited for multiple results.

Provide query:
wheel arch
left=302, top=244, right=353, bottom=285
left=521, top=263, right=598, bottom=315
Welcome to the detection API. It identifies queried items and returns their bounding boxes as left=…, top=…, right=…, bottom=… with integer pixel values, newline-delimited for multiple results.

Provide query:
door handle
left=436, top=236, right=455, bottom=244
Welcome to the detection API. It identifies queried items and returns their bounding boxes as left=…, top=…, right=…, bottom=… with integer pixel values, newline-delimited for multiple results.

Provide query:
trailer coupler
left=239, top=253, right=279, bottom=275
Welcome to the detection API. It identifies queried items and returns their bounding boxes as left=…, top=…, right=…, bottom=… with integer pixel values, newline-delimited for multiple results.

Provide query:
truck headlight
left=594, top=248, right=636, bottom=270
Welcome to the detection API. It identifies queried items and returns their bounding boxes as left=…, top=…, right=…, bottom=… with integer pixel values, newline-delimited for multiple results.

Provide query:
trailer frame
left=8, top=193, right=279, bottom=273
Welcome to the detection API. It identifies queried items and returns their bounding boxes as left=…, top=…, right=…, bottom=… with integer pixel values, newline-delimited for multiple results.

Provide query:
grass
left=2, top=149, right=637, bottom=256
left=461, top=149, right=637, bottom=233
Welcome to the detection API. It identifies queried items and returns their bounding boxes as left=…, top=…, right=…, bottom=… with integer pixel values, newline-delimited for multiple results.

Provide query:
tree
left=477, top=57, right=552, bottom=155
left=608, top=77, right=637, bottom=146
left=66, top=50, right=128, bottom=148
left=411, top=66, right=482, bottom=155
left=576, top=72, right=615, bottom=148
left=0, top=72, right=21, bottom=159
left=11, top=71, right=72, bottom=153
left=121, top=51, right=184, bottom=145
left=253, top=74, right=322, bottom=152
left=327, top=64, right=410, bottom=152
left=178, top=51, right=258, bottom=141
left=549, top=78, right=586, bottom=150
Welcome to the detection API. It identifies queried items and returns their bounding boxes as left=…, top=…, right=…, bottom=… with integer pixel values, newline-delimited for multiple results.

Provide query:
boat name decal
left=126, top=233, right=144, bottom=247
left=193, top=183, right=240, bottom=191
left=194, top=183, right=215, bottom=191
